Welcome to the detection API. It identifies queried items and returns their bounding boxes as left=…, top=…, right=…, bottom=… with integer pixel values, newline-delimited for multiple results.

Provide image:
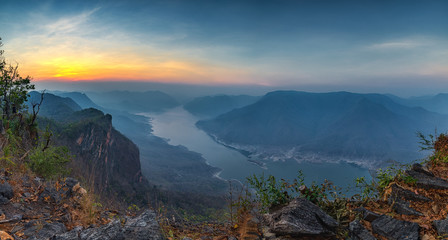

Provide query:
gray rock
left=53, top=226, right=83, bottom=240
left=405, top=164, right=448, bottom=190
left=389, top=184, right=431, bottom=202
left=265, top=197, right=338, bottom=237
left=371, top=215, right=419, bottom=240
left=0, top=181, right=14, bottom=199
left=123, top=210, right=164, bottom=240
left=355, top=207, right=381, bottom=222
left=26, top=222, right=67, bottom=240
left=390, top=199, right=423, bottom=216
left=80, top=219, right=124, bottom=240
left=349, top=220, right=377, bottom=240
left=0, top=195, right=9, bottom=204
left=64, top=178, right=79, bottom=188
left=434, top=218, right=448, bottom=237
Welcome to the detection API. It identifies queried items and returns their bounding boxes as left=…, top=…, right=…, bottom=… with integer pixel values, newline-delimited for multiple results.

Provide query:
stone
left=391, top=199, right=423, bottom=216
left=355, top=207, right=381, bottom=222
left=0, top=196, right=9, bottom=205
left=53, top=226, right=83, bottom=240
left=349, top=220, right=377, bottom=240
left=433, top=218, right=448, bottom=237
left=264, top=197, right=338, bottom=237
left=389, top=184, right=431, bottom=202
left=80, top=219, right=124, bottom=240
left=0, top=182, right=14, bottom=199
left=123, top=210, right=164, bottom=240
left=371, top=215, right=419, bottom=240
left=405, top=164, right=448, bottom=190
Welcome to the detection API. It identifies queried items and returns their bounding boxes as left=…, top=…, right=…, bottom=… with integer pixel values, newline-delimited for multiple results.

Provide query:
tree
left=0, top=37, right=35, bottom=122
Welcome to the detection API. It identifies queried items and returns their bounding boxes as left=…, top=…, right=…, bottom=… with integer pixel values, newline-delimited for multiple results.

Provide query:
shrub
left=28, top=144, right=72, bottom=179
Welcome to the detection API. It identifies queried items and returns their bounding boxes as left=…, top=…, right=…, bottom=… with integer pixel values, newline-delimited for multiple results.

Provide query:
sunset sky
left=1, top=0, right=447, bottom=93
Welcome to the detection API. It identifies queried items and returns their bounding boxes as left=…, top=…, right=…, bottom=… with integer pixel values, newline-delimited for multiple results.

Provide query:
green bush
left=28, top=144, right=72, bottom=179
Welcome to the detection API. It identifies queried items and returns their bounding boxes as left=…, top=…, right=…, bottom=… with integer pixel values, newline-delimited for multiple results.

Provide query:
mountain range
left=197, top=91, right=448, bottom=166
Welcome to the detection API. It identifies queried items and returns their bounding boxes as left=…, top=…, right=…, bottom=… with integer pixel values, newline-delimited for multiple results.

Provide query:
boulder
left=390, top=200, right=423, bottom=216
left=405, top=164, right=448, bottom=190
left=389, top=184, right=431, bottom=202
left=349, top=220, right=377, bottom=240
left=354, top=207, right=380, bottom=222
left=264, top=197, right=338, bottom=237
left=80, top=220, right=124, bottom=240
left=0, top=182, right=14, bottom=199
left=433, top=217, right=448, bottom=237
left=123, top=210, right=164, bottom=240
left=371, top=215, right=419, bottom=240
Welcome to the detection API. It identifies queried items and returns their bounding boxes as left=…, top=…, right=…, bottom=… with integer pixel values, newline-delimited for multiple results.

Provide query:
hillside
left=197, top=91, right=448, bottom=165
left=184, top=95, right=260, bottom=118
left=52, top=91, right=102, bottom=109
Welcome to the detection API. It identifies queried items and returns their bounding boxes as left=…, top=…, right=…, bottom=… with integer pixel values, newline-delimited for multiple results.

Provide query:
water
left=145, top=107, right=372, bottom=193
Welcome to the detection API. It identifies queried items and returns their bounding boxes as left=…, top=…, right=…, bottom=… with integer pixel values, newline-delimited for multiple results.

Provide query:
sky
left=0, top=0, right=447, bottom=95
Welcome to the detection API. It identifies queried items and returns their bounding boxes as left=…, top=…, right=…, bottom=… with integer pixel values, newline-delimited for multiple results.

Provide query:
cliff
left=58, top=108, right=148, bottom=203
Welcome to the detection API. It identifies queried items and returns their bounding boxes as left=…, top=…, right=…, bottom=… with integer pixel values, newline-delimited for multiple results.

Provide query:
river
left=145, top=107, right=372, bottom=193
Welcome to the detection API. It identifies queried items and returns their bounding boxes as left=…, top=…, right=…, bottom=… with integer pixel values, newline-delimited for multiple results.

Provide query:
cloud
left=369, top=41, right=424, bottom=50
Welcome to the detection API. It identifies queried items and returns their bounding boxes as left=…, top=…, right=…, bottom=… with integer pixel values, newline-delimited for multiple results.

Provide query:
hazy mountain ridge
left=183, top=94, right=260, bottom=118
left=197, top=91, right=448, bottom=167
left=87, top=90, right=180, bottom=113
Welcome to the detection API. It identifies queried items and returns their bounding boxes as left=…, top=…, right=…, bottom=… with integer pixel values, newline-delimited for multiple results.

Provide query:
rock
left=349, top=220, right=377, bottom=240
left=80, top=219, right=124, bottom=240
left=123, top=210, right=164, bottom=240
left=389, top=184, right=432, bottom=202
left=23, top=192, right=31, bottom=198
left=264, top=197, right=338, bottom=237
left=411, top=163, right=434, bottom=176
left=406, top=165, right=448, bottom=190
left=0, top=231, right=14, bottom=240
left=433, top=218, right=448, bottom=237
left=39, top=186, right=62, bottom=204
left=391, top=199, right=423, bottom=216
left=355, top=207, right=381, bottom=222
left=371, top=215, right=419, bottom=240
left=64, top=178, right=79, bottom=188
left=0, top=182, right=14, bottom=199
left=0, top=196, right=9, bottom=205
left=53, top=226, right=83, bottom=240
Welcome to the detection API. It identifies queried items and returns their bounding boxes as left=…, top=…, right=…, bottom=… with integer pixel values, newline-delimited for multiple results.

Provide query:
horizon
left=1, top=0, right=448, bottom=96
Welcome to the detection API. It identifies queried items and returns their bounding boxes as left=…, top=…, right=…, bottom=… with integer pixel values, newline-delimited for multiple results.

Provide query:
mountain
left=51, top=91, right=102, bottom=109
left=28, top=91, right=82, bottom=121
left=388, top=93, right=448, bottom=115
left=184, top=95, right=260, bottom=118
left=197, top=91, right=448, bottom=165
left=87, top=90, right=180, bottom=113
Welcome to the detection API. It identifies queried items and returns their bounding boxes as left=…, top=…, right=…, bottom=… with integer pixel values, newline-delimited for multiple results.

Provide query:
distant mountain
left=28, top=91, right=82, bottom=121
left=197, top=91, right=448, bottom=165
left=52, top=91, right=102, bottom=109
left=184, top=95, right=260, bottom=118
left=87, top=91, right=180, bottom=113
left=388, top=93, right=448, bottom=115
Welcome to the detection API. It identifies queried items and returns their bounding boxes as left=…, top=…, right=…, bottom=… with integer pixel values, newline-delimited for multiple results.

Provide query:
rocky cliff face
left=58, top=108, right=148, bottom=203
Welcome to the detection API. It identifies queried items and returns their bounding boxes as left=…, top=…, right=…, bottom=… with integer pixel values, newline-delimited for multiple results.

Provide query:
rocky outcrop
left=58, top=108, right=148, bottom=202
left=349, top=220, right=377, bottom=240
left=264, top=197, right=338, bottom=237
left=405, top=163, right=448, bottom=190
left=0, top=181, right=13, bottom=204
left=371, top=215, right=419, bottom=240
left=0, top=176, right=163, bottom=240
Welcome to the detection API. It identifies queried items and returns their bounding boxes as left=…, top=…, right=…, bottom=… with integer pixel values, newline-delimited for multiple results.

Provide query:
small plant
left=246, top=173, right=290, bottom=212
left=28, top=144, right=72, bottom=179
